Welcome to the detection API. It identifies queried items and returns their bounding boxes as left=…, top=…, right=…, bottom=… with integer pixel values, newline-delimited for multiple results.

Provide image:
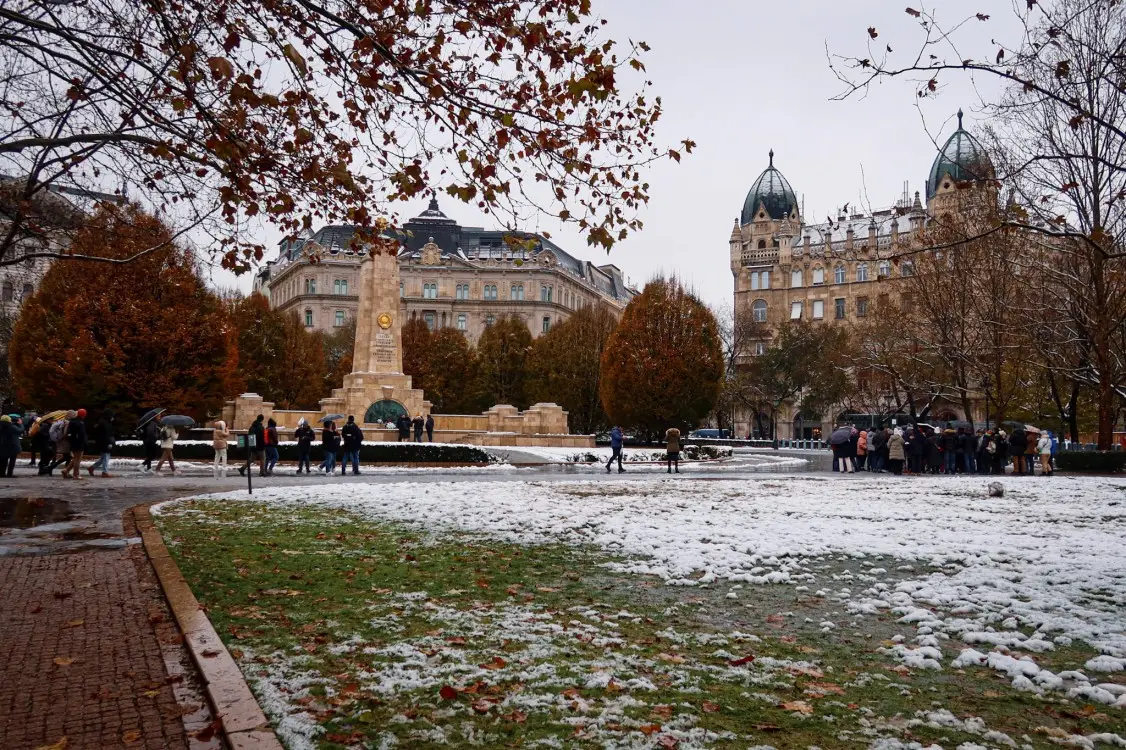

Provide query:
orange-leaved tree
left=475, top=316, right=533, bottom=410
left=527, top=305, right=618, bottom=434
left=231, top=294, right=326, bottom=410
left=600, top=277, right=724, bottom=440
left=10, top=203, right=240, bottom=425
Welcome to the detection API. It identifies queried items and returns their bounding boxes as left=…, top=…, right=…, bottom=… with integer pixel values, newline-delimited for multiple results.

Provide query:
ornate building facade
left=730, top=111, right=996, bottom=438
left=257, top=199, right=636, bottom=343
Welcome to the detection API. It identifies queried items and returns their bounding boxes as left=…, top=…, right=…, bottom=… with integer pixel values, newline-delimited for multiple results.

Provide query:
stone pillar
left=351, top=246, right=404, bottom=375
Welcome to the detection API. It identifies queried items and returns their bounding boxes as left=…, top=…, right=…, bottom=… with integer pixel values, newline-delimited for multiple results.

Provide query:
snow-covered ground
left=504, top=445, right=736, bottom=463
left=164, top=474, right=1126, bottom=710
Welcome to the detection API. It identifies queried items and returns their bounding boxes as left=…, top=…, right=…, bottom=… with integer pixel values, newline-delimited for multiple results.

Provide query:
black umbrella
left=160, top=414, right=195, bottom=427
left=137, top=408, right=166, bottom=430
left=321, top=413, right=345, bottom=423
left=829, top=426, right=852, bottom=445
left=948, top=420, right=972, bottom=429
left=1002, top=420, right=1026, bottom=429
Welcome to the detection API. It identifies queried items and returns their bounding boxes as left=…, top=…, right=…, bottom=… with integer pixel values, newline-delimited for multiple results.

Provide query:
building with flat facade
left=257, top=199, right=636, bottom=342
left=729, top=111, right=997, bottom=438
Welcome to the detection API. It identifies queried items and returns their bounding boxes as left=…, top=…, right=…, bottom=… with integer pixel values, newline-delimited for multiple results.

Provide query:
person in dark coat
left=141, top=418, right=160, bottom=473
left=88, top=412, right=115, bottom=477
left=939, top=428, right=957, bottom=474
left=994, top=430, right=1008, bottom=474
left=412, top=414, right=424, bottom=442
left=64, top=408, right=88, bottom=480
left=31, top=419, right=51, bottom=473
left=425, top=414, right=434, bottom=442
left=340, top=416, right=364, bottom=476
left=925, top=431, right=943, bottom=474
left=959, top=429, right=977, bottom=474
left=909, top=427, right=926, bottom=474
left=606, top=425, right=625, bottom=473
left=846, top=428, right=860, bottom=472
left=396, top=413, right=411, bottom=442
left=868, top=428, right=886, bottom=472
left=319, top=421, right=340, bottom=474
left=294, top=419, right=315, bottom=474
left=0, top=415, right=23, bottom=477
left=1009, top=428, right=1027, bottom=474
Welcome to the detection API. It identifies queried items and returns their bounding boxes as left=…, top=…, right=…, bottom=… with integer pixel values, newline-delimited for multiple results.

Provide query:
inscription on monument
left=374, top=332, right=395, bottom=366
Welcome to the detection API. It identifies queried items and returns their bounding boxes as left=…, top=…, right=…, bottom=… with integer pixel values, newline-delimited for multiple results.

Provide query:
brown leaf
left=502, top=710, right=527, bottom=724
left=657, top=652, right=685, bottom=664
left=63, top=619, right=84, bottom=628
left=53, top=656, right=76, bottom=666
left=191, top=719, right=223, bottom=742
left=445, top=636, right=467, bottom=645
left=781, top=700, right=814, bottom=714
left=728, top=654, right=755, bottom=666
left=200, top=649, right=221, bottom=658
left=33, top=737, right=68, bottom=750
left=702, top=701, right=721, bottom=713
left=753, top=723, right=783, bottom=732
left=868, top=27, right=878, bottom=39
left=471, top=699, right=491, bottom=714
left=30, top=602, right=42, bottom=614
left=479, top=656, right=507, bottom=670
left=639, top=724, right=662, bottom=736
left=651, top=704, right=673, bottom=717
left=905, top=7, right=921, bottom=17
left=439, top=685, right=458, bottom=700
left=536, top=586, right=558, bottom=593
left=122, top=730, right=142, bottom=744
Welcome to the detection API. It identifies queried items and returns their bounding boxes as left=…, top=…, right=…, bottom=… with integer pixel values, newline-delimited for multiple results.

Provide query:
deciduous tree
left=232, top=294, right=326, bottom=410
left=600, top=278, right=723, bottom=439
left=475, top=316, right=534, bottom=409
left=9, top=204, right=239, bottom=423
left=527, top=305, right=617, bottom=434
left=1, top=0, right=690, bottom=270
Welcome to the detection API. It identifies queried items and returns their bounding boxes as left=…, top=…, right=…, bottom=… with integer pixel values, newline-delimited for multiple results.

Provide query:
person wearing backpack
left=0, top=415, right=24, bottom=477
left=88, top=411, right=116, bottom=478
left=263, top=418, right=280, bottom=475
left=47, top=414, right=71, bottom=476
left=294, top=418, right=315, bottom=474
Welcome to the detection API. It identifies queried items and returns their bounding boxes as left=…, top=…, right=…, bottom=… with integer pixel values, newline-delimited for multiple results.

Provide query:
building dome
left=927, top=110, right=992, bottom=199
left=741, top=150, right=799, bottom=225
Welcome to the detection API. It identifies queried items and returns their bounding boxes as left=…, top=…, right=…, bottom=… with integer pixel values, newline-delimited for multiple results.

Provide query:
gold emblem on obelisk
left=377, top=312, right=393, bottom=330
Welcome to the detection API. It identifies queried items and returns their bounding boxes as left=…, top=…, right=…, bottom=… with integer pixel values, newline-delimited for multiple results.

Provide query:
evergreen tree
left=599, top=278, right=724, bottom=440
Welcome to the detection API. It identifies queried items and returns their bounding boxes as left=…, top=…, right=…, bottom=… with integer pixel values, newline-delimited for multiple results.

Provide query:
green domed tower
left=927, top=110, right=995, bottom=211
left=742, top=150, right=800, bottom=225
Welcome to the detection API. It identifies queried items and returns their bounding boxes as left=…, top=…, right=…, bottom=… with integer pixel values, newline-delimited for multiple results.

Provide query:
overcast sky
left=209, top=0, right=1018, bottom=308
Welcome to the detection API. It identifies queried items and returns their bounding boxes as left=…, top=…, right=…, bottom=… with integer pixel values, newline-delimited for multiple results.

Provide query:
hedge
left=1054, top=451, right=1126, bottom=473
left=105, top=442, right=495, bottom=464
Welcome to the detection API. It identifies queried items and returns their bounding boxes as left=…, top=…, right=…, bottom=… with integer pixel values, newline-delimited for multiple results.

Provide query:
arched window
left=791, top=269, right=803, bottom=288
left=752, top=299, right=768, bottom=323
left=757, top=239, right=767, bottom=249
left=901, top=260, right=915, bottom=277
left=812, top=267, right=825, bottom=285
left=304, top=278, right=316, bottom=294
left=484, top=284, right=497, bottom=300
left=510, top=283, right=524, bottom=300
left=834, top=265, right=846, bottom=284
left=856, top=263, right=869, bottom=282
left=878, top=261, right=891, bottom=277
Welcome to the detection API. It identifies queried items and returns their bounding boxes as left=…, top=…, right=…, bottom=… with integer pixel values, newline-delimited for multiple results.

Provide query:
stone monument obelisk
left=318, top=244, right=429, bottom=424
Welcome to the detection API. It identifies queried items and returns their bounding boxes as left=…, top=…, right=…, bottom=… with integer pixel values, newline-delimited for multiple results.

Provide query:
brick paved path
left=0, top=541, right=221, bottom=749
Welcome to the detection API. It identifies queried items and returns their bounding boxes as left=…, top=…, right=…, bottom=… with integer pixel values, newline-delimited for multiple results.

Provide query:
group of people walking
left=230, top=414, right=372, bottom=478
left=830, top=423, right=1058, bottom=476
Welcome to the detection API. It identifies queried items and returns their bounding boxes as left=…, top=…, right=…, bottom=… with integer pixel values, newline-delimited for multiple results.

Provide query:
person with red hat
left=65, top=408, right=88, bottom=480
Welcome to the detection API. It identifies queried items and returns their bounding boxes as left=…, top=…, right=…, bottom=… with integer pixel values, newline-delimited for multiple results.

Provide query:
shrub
left=106, top=442, right=495, bottom=464
left=1055, top=451, right=1126, bottom=473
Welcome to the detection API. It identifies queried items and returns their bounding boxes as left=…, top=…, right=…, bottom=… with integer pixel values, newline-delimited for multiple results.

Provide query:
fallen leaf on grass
left=33, top=737, right=68, bottom=750
left=781, top=700, right=814, bottom=714
left=471, top=699, right=492, bottom=714
left=701, top=701, right=721, bottom=713
left=639, top=724, right=662, bottom=736
left=657, top=652, right=685, bottom=664
left=1036, top=727, right=1073, bottom=739
left=502, top=710, right=527, bottom=724
left=53, top=657, right=75, bottom=666
left=753, top=723, right=782, bottom=732
left=439, top=685, right=458, bottom=700
left=805, top=681, right=845, bottom=696
left=536, top=586, right=559, bottom=593
left=478, top=656, right=507, bottom=670
left=651, top=704, right=673, bottom=717
left=728, top=654, right=755, bottom=666
left=788, top=665, right=823, bottom=678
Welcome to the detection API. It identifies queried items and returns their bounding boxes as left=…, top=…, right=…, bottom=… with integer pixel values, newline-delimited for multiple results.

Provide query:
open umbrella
left=1002, top=420, right=1026, bottom=428
left=321, top=413, right=345, bottom=423
left=28, top=409, right=69, bottom=436
left=829, top=426, right=852, bottom=445
left=948, top=420, right=972, bottom=429
left=159, top=414, right=195, bottom=427
left=137, top=408, right=167, bottom=430
left=1025, top=424, right=1042, bottom=434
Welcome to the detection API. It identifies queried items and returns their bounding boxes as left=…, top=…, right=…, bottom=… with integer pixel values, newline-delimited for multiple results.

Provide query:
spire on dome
left=768, top=149, right=774, bottom=168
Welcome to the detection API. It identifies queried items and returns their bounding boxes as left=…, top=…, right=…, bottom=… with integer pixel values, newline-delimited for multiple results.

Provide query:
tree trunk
left=1098, top=373, right=1114, bottom=450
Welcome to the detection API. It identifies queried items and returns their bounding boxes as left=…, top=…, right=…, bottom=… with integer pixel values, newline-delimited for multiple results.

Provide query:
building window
left=510, top=283, right=524, bottom=300
left=484, top=284, right=497, bottom=300
left=757, top=239, right=766, bottom=249
left=456, top=283, right=469, bottom=300
left=423, top=282, right=438, bottom=299
left=878, top=261, right=891, bottom=277
left=400, top=282, right=404, bottom=298
left=790, top=301, right=802, bottom=320
left=304, top=309, right=313, bottom=327
left=752, top=299, right=768, bottom=323
left=901, top=260, right=915, bottom=277
left=751, top=273, right=759, bottom=291
left=21, top=283, right=32, bottom=299
left=834, top=298, right=846, bottom=320
left=791, top=269, right=803, bottom=288
left=1, top=282, right=12, bottom=302
left=456, top=313, right=467, bottom=331
left=857, top=263, right=869, bottom=282
left=333, top=279, right=349, bottom=295
left=754, top=342, right=767, bottom=356
left=812, top=300, right=825, bottom=319
left=760, top=271, right=769, bottom=289
left=542, top=316, right=551, bottom=333
left=304, top=278, right=315, bottom=294
left=541, top=285, right=553, bottom=302
left=485, top=314, right=496, bottom=327
left=857, top=297, right=869, bottom=317
left=834, top=265, right=846, bottom=284
left=812, top=267, right=825, bottom=285
left=423, top=312, right=436, bottom=330
left=334, top=310, right=345, bottom=327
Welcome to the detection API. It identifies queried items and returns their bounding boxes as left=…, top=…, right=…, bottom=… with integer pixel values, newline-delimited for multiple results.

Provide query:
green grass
left=157, top=499, right=1123, bottom=749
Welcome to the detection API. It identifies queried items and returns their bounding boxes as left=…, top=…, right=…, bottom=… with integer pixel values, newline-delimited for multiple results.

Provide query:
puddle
left=0, top=497, right=74, bottom=528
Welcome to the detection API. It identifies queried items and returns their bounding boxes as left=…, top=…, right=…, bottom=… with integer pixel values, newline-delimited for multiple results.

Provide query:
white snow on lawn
left=170, top=474, right=1126, bottom=706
